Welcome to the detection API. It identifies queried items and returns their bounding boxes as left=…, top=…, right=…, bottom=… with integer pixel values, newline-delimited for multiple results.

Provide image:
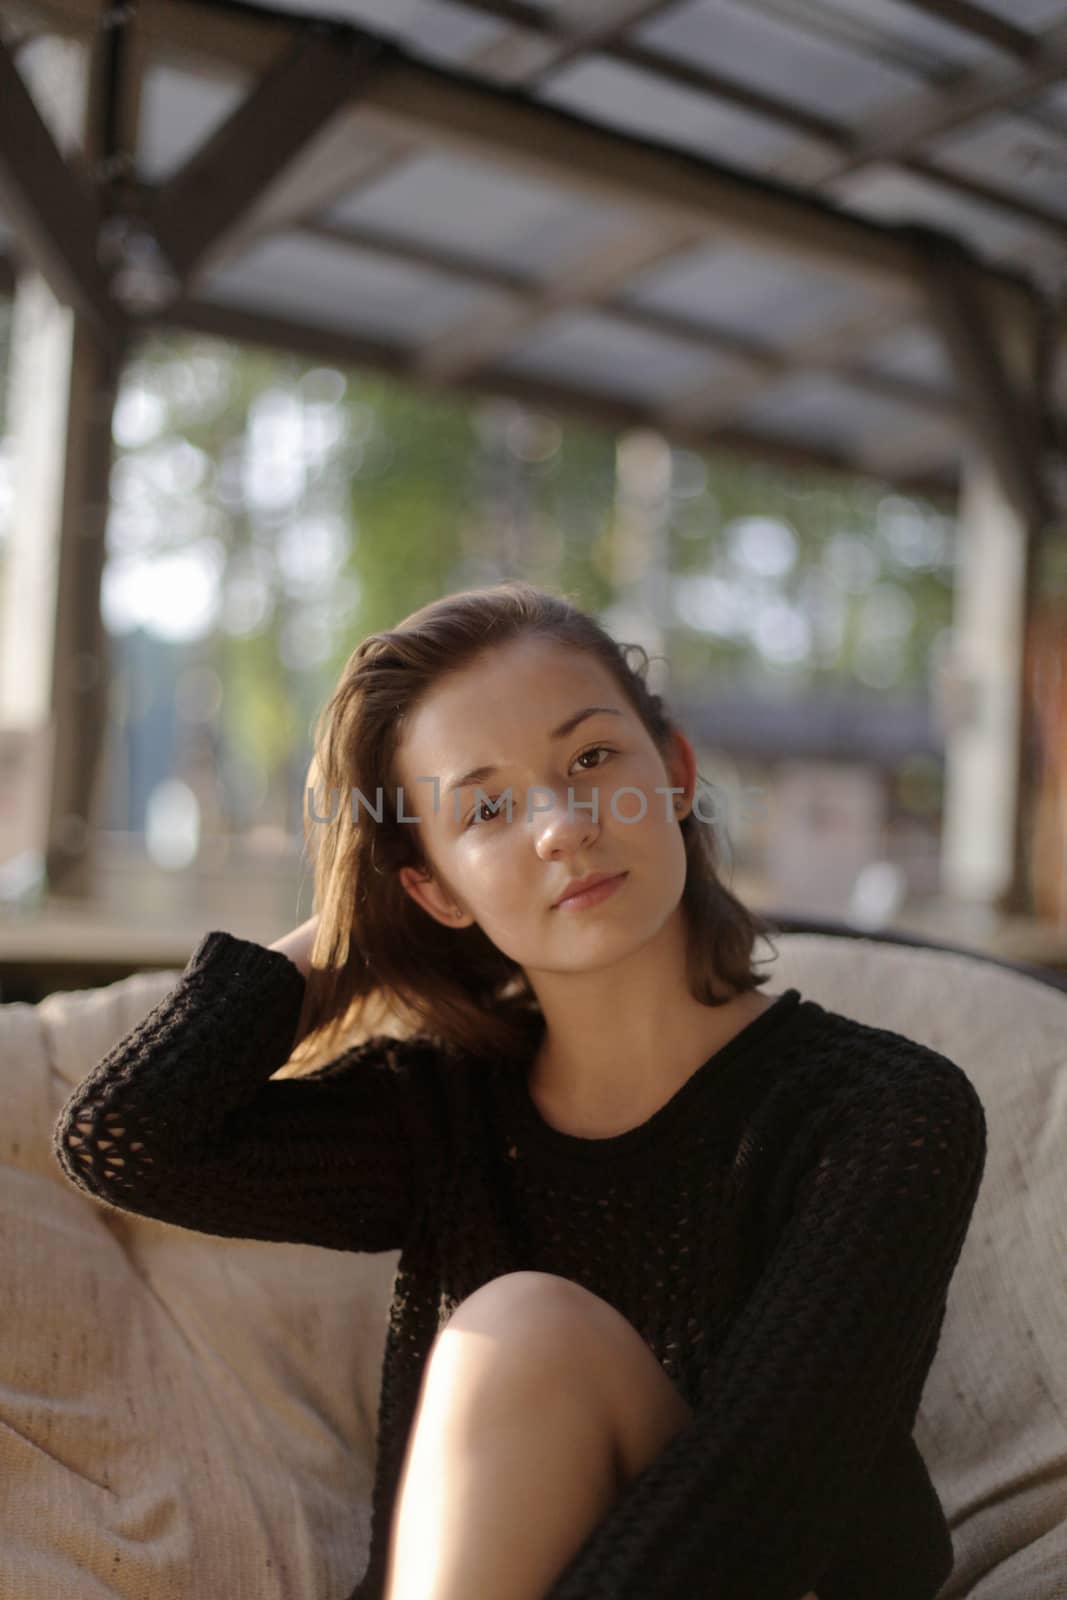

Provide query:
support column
left=922, top=233, right=1051, bottom=919
left=938, top=453, right=1036, bottom=911
left=603, top=427, right=672, bottom=671
left=0, top=35, right=126, bottom=901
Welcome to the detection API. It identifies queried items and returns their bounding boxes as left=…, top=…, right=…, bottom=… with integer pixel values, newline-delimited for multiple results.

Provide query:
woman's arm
left=52, top=928, right=436, bottom=1253
left=539, top=1042, right=988, bottom=1600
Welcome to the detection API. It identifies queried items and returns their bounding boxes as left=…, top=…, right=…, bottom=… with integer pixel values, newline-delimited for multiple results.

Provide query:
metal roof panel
left=829, top=164, right=1067, bottom=287
left=738, top=369, right=928, bottom=452
left=783, top=0, right=1000, bottom=70
left=4, top=0, right=1065, bottom=494
left=634, top=0, right=920, bottom=128
left=536, top=53, right=830, bottom=176
left=620, top=238, right=876, bottom=342
left=137, top=64, right=250, bottom=183
left=495, top=307, right=728, bottom=403
left=855, top=325, right=955, bottom=392
left=928, top=111, right=1067, bottom=223
left=324, top=150, right=636, bottom=279
left=199, top=229, right=485, bottom=342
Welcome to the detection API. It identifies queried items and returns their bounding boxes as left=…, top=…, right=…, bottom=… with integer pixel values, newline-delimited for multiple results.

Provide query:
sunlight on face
left=395, top=635, right=694, bottom=977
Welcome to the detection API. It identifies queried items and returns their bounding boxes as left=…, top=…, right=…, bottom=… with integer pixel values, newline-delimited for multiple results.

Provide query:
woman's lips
left=553, top=872, right=628, bottom=910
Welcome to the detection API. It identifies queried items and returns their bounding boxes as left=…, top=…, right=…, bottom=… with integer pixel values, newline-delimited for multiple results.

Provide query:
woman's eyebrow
left=444, top=706, right=624, bottom=795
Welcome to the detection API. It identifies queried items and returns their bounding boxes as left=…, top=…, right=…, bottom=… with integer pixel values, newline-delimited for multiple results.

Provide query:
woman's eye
left=574, top=745, right=615, bottom=772
left=464, top=748, right=615, bottom=828
left=465, top=792, right=511, bottom=827
left=467, top=797, right=501, bottom=827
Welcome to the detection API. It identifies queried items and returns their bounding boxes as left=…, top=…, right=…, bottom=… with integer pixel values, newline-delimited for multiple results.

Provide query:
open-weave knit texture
left=53, top=929, right=988, bottom=1600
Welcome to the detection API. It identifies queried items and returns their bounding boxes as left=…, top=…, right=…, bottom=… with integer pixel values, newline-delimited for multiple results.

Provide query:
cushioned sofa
left=2, top=927, right=1065, bottom=1599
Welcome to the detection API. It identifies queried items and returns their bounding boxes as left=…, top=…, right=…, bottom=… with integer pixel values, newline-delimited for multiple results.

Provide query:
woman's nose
left=533, top=786, right=600, bottom=851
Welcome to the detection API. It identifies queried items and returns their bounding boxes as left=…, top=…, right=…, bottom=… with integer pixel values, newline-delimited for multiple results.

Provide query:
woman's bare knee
left=429, top=1272, right=618, bottom=1422
left=445, top=1270, right=595, bottom=1334
left=434, top=1272, right=692, bottom=1483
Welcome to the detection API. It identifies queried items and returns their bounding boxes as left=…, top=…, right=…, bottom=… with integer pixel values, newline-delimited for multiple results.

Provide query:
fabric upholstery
left=1, top=969, right=393, bottom=1600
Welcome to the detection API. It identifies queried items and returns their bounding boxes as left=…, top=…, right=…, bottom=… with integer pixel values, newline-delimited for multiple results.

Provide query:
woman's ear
left=667, top=729, right=698, bottom=816
left=398, top=863, right=470, bottom=928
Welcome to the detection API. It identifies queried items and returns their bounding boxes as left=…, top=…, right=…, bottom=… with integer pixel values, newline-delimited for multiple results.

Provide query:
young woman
left=54, top=580, right=987, bottom=1600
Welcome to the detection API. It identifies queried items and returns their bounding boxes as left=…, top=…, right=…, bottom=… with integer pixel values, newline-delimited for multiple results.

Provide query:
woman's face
left=395, top=634, right=697, bottom=976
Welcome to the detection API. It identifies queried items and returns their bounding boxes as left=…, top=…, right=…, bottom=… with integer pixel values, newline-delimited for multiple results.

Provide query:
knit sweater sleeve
left=541, top=1040, right=988, bottom=1600
left=52, top=929, right=435, bottom=1253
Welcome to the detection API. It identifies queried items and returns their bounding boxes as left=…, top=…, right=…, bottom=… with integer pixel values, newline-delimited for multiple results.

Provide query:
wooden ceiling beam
left=139, top=1, right=682, bottom=279
left=856, top=415, right=966, bottom=482
left=143, top=287, right=957, bottom=503
left=350, top=56, right=945, bottom=295
left=0, top=30, right=116, bottom=339
left=821, top=17, right=1067, bottom=178
left=296, top=217, right=953, bottom=424
left=14, top=0, right=1036, bottom=310
left=185, top=130, right=422, bottom=284
left=358, top=0, right=1062, bottom=428
left=102, top=0, right=148, bottom=187
left=413, top=217, right=708, bottom=384
left=150, top=26, right=391, bottom=288
left=466, top=0, right=678, bottom=82
left=435, top=0, right=1062, bottom=439
left=658, top=300, right=925, bottom=431
left=459, top=0, right=1067, bottom=244
left=0, top=219, right=958, bottom=497
left=10, top=0, right=1059, bottom=481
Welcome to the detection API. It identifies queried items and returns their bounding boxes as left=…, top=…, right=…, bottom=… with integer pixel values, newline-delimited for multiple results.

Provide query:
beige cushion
left=0, top=966, right=395, bottom=1600
left=2, top=933, right=1065, bottom=1598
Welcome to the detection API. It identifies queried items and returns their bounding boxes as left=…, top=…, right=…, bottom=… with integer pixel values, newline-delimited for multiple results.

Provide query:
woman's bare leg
left=381, top=1270, right=694, bottom=1600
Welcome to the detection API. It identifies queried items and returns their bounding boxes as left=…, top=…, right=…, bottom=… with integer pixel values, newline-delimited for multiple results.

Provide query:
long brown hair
left=281, top=580, right=777, bottom=1076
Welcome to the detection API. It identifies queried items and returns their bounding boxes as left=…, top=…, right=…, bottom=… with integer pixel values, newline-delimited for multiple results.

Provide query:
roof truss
left=150, top=24, right=391, bottom=288
left=1, top=0, right=1063, bottom=501
left=0, top=30, right=115, bottom=337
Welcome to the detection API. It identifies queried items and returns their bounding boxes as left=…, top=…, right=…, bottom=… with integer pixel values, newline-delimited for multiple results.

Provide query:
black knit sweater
left=52, top=930, right=987, bottom=1600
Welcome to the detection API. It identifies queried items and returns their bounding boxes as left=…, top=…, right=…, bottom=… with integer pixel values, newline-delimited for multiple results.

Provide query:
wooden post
left=929, top=251, right=1050, bottom=917
left=0, top=35, right=126, bottom=901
